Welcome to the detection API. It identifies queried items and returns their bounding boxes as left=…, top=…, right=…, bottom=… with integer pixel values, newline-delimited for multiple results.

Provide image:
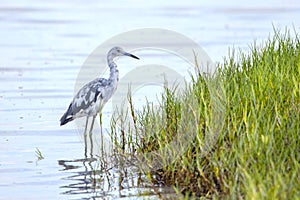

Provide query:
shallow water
left=1, top=0, right=300, bottom=199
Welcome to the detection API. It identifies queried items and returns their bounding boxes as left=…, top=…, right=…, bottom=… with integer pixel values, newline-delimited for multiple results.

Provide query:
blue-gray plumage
left=60, top=46, right=139, bottom=133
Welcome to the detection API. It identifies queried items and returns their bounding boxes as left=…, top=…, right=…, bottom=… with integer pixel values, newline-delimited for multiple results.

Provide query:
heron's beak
left=124, top=52, right=139, bottom=60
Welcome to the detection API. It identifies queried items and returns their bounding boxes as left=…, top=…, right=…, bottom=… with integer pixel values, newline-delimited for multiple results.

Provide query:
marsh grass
left=35, top=147, right=44, bottom=161
left=109, top=30, right=300, bottom=199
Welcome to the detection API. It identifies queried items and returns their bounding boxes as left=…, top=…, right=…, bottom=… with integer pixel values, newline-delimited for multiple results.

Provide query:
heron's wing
left=71, top=78, right=110, bottom=115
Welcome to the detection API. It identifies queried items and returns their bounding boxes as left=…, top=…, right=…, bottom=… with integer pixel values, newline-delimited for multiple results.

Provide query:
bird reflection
left=58, top=123, right=116, bottom=198
left=57, top=130, right=159, bottom=199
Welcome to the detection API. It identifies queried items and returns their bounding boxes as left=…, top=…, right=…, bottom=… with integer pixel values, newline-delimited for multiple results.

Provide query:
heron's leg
left=84, top=129, right=88, bottom=158
left=84, top=117, right=89, bottom=158
left=89, top=115, right=96, bottom=135
left=89, top=126, right=94, bottom=158
left=99, top=112, right=104, bottom=156
left=84, top=116, right=89, bottom=135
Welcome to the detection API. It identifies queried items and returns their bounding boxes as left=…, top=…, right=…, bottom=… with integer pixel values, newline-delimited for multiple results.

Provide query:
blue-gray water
left=0, top=0, right=300, bottom=199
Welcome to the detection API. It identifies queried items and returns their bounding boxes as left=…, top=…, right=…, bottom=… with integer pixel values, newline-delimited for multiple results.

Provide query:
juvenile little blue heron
left=60, top=46, right=139, bottom=133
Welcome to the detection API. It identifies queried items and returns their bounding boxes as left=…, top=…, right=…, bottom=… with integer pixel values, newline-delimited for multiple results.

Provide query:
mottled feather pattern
left=71, top=78, right=116, bottom=118
left=60, top=47, right=139, bottom=128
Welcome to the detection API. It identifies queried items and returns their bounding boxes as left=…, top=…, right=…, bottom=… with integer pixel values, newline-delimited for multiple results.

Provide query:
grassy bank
left=110, top=30, right=300, bottom=199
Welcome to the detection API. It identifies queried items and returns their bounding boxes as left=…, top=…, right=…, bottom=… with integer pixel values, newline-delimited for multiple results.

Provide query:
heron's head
left=109, top=46, right=139, bottom=60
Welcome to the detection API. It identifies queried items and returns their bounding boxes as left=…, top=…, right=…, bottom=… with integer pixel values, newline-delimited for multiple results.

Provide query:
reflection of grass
left=110, top=30, right=300, bottom=199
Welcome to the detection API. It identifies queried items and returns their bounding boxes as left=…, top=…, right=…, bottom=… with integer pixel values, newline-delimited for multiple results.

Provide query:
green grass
left=110, top=30, right=300, bottom=199
left=35, top=147, right=44, bottom=161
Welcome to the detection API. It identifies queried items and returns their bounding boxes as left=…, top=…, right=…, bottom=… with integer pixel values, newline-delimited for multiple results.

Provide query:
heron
left=60, top=46, right=139, bottom=133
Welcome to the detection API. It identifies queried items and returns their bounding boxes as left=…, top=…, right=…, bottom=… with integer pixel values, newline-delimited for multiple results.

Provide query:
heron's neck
left=107, top=56, right=119, bottom=83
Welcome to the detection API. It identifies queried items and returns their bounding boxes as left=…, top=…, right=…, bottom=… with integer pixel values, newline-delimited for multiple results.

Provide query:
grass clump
left=35, top=147, right=44, bottom=161
left=110, top=30, right=300, bottom=199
